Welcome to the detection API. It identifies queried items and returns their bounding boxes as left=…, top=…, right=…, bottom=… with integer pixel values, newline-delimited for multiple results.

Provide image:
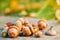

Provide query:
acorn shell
left=45, top=30, right=56, bottom=36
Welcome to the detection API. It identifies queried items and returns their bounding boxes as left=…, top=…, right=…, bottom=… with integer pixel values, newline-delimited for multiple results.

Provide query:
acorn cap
left=38, top=19, right=47, bottom=24
left=5, top=22, right=14, bottom=27
left=2, top=32, right=7, bottom=37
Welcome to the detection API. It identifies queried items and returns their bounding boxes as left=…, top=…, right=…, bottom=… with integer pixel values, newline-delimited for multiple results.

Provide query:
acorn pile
left=2, top=18, right=57, bottom=38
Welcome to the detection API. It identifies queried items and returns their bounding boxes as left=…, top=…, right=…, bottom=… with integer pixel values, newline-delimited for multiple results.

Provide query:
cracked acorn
left=45, top=26, right=56, bottom=36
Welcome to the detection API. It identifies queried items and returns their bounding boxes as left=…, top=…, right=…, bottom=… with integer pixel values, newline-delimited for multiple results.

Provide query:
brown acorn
left=26, top=24, right=34, bottom=33
left=38, top=19, right=47, bottom=30
left=8, top=26, right=19, bottom=38
left=33, top=31, right=43, bottom=37
left=18, top=18, right=29, bottom=25
left=5, top=22, right=14, bottom=27
left=16, top=20, right=23, bottom=31
left=33, top=27, right=39, bottom=33
left=32, top=23, right=35, bottom=27
left=22, top=26, right=32, bottom=36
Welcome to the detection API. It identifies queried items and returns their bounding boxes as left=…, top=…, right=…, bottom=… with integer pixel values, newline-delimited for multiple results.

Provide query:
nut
left=5, top=22, right=14, bottom=27
left=2, top=27, right=9, bottom=37
left=26, top=24, right=34, bottom=33
left=8, top=26, right=19, bottom=38
left=19, top=18, right=29, bottom=25
left=45, top=30, right=56, bottom=36
left=33, top=31, right=43, bottom=37
left=33, top=27, right=39, bottom=33
left=45, top=26, right=56, bottom=36
left=38, top=19, right=47, bottom=30
left=16, top=20, right=23, bottom=31
left=32, top=23, right=35, bottom=27
left=22, top=26, right=31, bottom=36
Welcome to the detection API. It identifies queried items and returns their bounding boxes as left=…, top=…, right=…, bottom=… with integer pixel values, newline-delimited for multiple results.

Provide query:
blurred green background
left=0, top=0, right=60, bottom=20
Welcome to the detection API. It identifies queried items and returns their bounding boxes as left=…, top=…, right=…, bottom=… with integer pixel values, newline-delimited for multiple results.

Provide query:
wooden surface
left=0, top=17, right=60, bottom=40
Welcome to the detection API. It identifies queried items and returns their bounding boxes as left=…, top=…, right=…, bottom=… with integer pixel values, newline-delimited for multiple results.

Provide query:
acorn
left=33, top=31, right=43, bottom=37
left=22, top=26, right=32, bottom=36
left=16, top=20, right=23, bottom=31
left=38, top=19, right=47, bottom=30
left=5, top=22, right=14, bottom=27
left=8, top=26, right=19, bottom=38
left=45, top=26, right=56, bottom=36
left=23, top=19, right=29, bottom=25
left=26, top=23, right=39, bottom=34
left=19, top=25, right=25, bottom=36
left=19, top=18, right=29, bottom=25
left=18, top=18, right=24, bottom=24
left=26, top=24, right=34, bottom=33
left=32, top=23, right=35, bottom=27
left=2, top=27, right=9, bottom=37
left=16, top=18, right=29, bottom=31
left=33, top=27, right=39, bottom=33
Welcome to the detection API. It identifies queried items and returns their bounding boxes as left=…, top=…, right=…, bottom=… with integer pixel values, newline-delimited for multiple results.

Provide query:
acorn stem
left=49, top=26, right=53, bottom=30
